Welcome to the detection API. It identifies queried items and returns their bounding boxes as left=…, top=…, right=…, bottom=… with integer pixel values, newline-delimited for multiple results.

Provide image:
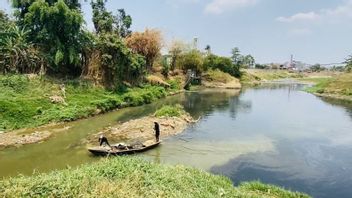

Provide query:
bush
left=205, top=69, right=234, bottom=83
left=179, top=50, right=203, bottom=74
left=154, top=104, right=185, bottom=117
left=203, top=54, right=241, bottom=77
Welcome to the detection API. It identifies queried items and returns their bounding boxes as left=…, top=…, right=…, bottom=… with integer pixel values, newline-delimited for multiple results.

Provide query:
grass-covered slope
left=241, top=69, right=303, bottom=84
left=305, top=73, right=352, bottom=101
left=0, top=75, right=180, bottom=131
left=0, top=157, right=310, bottom=198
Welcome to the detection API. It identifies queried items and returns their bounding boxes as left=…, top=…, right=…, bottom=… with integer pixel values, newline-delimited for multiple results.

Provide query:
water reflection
left=211, top=139, right=352, bottom=198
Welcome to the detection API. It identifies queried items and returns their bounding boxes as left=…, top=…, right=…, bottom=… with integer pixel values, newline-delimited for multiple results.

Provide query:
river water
left=1, top=82, right=352, bottom=198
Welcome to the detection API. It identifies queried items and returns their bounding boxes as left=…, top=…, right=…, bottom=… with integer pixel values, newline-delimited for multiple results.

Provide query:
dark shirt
left=154, top=123, right=160, bottom=136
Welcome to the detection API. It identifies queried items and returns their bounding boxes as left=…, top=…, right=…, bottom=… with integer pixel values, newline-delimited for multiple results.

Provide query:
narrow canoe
left=88, top=141, right=161, bottom=156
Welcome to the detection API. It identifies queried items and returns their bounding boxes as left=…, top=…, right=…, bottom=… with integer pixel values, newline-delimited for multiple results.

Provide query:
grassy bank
left=0, top=157, right=310, bottom=198
left=241, top=69, right=304, bottom=84
left=305, top=73, right=352, bottom=101
left=0, top=75, right=181, bottom=131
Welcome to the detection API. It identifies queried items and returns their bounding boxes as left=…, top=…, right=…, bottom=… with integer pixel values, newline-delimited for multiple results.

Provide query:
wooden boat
left=88, top=141, right=161, bottom=156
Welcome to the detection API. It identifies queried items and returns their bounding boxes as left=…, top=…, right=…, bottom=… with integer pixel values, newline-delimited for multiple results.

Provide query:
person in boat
left=98, top=135, right=111, bottom=147
left=154, top=122, right=160, bottom=142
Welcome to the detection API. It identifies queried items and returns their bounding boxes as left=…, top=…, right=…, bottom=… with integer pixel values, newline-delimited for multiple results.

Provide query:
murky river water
left=1, top=82, right=352, bottom=198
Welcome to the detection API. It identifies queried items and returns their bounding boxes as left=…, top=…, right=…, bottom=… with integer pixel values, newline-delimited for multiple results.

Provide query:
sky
left=1, top=0, right=352, bottom=64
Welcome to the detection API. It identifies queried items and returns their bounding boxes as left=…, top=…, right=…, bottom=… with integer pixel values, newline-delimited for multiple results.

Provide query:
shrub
left=179, top=50, right=203, bottom=74
left=154, top=104, right=185, bottom=117
left=203, top=54, right=241, bottom=77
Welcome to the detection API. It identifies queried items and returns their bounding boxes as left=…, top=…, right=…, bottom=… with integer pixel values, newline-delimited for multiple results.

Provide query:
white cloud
left=205, top=0, right=257, bottom=14
left=276, top=12, right=320, bottom=23
left=277, top=0, right=352, bottom=23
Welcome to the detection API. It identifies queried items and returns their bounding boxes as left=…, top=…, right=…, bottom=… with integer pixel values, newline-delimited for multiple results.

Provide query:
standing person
left=154, top=122, right=160, bottom=142
left=98, top=135, right=111, bottom=147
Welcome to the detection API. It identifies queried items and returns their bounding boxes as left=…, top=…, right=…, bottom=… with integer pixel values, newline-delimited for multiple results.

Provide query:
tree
left=91, top=1, right=132, bottom=37
left=114, top=9, right=132, bottom=37
left=126, top=28, right=163, bottom=70
left=24, top=0, right=84, bottom=75
left=231, top=47, right=241, bottom=64
left=168, top=40, right=186, bottom=71
left=11, top=0, right=81, bottom=26
left=203, top=54, right=241, bottom=77
left=310, top=64, right=325, bottom=72
left=91, top=0, right=114, bottom=34
left=0, top=24, right=44, bottom=74
left=345, top=55, right=352, bottom=72
left=242, top=55, right=255, bottom=69
left=179, top=50, right=203, bottom=74
left=82, top=33, right=146, bottom=87
left=0, top=10, right=11, bottom=32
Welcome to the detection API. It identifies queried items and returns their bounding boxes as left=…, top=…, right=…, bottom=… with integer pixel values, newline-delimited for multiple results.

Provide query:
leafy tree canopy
left=91, top=0, right=132, bottom=37
left=24, top=0, right=84, bottom=74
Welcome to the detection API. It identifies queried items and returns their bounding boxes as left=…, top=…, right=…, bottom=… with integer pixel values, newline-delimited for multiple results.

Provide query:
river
left=1, top=82, right=352, bottom=198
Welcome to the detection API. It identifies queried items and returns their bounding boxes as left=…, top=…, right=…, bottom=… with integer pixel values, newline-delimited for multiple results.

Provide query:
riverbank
left=86, top=105, right=196, bottom=146
left=202, top=69, right=242, bottom=89
left=303, top=73, right=352, bottom=102
left=240, top=69, right=304, bottom=85
left=0, top=75, right=182, bottom=132
left=0, top=157, right=310, bottom=198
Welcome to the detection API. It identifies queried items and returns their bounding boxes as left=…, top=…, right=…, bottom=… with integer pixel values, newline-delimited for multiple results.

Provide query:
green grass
left=0, top=157, right=310, bottom=198
left=154, top=104, right=186, bottom=118
left=0, top=75, right=175, bottom=131
left=305, top=73, right=352, bottom=97
left=205, top=69, right=236, bottom=83
left=241, top=69, right=304, bottom=84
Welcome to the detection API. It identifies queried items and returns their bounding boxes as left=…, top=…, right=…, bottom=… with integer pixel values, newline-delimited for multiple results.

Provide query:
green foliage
left=179, top=50, right=203, bottom=74
left=238, top=181, right=310, bottom=198
left=12, top=0, right=81, bottom=27
left=203, top=54, right=241, bottom=77
left=205, top=69, right=235, bottom=83
left=309, top=64, right=326, bottom=72
left=242, top=55, right=255, bottom=69
left=154, top=104, right=185, bottom=117
left=115, top=9, right=132, bottom=37
left=167, top=79, right=182, bottom=91
left=123, top=85, right=167, bottom=106
left=305, top=73, right=352, bottom=98
left=0, top=25, right=44, bottom=74
left=161, top=56, right=170, bottom=77
left=0, top=75, right=172, bottom=131
left=231, top=47, right=254, bottom=71
left=91, top=0, right=114, bottom=34
left=345, top=55, right=352, bottom=72
left=91, top=0, right=132, bottom=37
left=231, top=47, right=241, bottom=64
left=0, top=10, right=10, bottom=31
left=0, top=157, right=310, bottom=198
left=23, top=0, right=84, bottom=74
left=93, top=33, right=146, bottom=86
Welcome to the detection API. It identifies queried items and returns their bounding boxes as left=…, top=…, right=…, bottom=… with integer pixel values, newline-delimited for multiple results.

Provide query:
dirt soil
left=203, top=79, right=242, bottom=89
left=0, top=125, right=70, bottom=149
left=0, top=131, right=51, bottom=148
left=86, top=114, right=196, bottom=146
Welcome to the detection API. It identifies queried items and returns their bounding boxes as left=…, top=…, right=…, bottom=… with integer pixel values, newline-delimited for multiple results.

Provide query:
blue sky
left=1, top=0, right=352, bottom=64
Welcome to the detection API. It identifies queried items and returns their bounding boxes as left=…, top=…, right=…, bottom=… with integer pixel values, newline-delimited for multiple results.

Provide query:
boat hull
left=88, top=141, right=161, bottom=156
